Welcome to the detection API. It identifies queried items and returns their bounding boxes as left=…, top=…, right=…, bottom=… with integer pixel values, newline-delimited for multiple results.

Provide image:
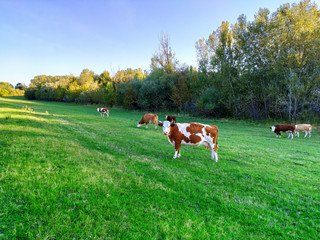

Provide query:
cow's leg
left=107, top=113, right=109, bottom=118
left=173, top=143, right=181, bottom=159
left=211, top=148, right=218, bottom=162
left=209, top=142, right=218, bottom=162
left=309, top=130, right=311, bottom=138
left=173, top=150, right=178, bottom=159
left=297, top=132, right=300, bottom=137
left=304, top=131, right=308, bottom=138
left=288, top=131, right=293, bottom=139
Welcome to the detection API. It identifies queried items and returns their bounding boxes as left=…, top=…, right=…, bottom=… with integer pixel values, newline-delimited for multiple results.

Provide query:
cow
left=97, top=108, right=109, bottom=117
left=165, top=115, right=176, bottom=123
left=270, top=124, right=295, bottom=139
left=161, top=121, right=219, bottom=161
left=137, top=114, right=159, bottom=129
left=295, top=124, right=312, bottom=138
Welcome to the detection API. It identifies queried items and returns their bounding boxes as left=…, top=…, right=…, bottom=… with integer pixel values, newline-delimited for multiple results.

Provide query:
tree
left=0, top=82, right=14, bottom=96
left=271, top=0, right=320, bottom=122
left=151, top=33, right=178, bottom=73
left=78, top=69, right=98, bottom=91
left=15, top=83, right=27, bottom=90
left=195, top=38, right=209, bottom=73
left=97, top=71, right=112, bottom=86
left=171, top=76, right=190, bottom=111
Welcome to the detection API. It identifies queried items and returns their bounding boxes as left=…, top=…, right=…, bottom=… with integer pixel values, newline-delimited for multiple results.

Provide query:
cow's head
left=271, top=126, right=276, bottom=132
left=162, top=121, right=175, bottom=135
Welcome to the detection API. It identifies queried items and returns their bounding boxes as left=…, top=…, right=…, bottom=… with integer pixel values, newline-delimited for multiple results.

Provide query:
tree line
left=0, top=82, right=26, bottom=97
left=24, top=0, right=319, bottom=122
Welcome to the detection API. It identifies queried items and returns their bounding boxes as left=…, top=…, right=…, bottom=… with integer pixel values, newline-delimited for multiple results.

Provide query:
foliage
left=0, top=82, right=24, bottom=96
left=197, top=0, right=320, bottom=121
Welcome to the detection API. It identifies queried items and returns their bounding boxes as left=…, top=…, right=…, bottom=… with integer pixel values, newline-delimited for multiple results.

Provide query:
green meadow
left=0, top=96, right=319, bottom=239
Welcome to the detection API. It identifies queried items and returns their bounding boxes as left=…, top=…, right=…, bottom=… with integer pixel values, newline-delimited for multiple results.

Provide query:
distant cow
left=165, top=115, right=176, bottom=123
left=161, top=121, right=219, bottom=161
left=271, top=124, right=295, bottom=139
left=137, top=114, right=159, bottom=129
left=295, top=124, right=312, bottom=138
left=97, top=108, right=109, bottom=117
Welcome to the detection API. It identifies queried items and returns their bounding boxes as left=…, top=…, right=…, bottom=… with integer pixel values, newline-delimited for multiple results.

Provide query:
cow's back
left=276, top=124, right=295, bottom=131
left=295, top=124, right=311, bottom=131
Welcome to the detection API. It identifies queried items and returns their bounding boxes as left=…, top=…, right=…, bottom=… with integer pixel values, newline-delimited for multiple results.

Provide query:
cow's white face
left=162, top=121, right=171, bottom=135
left=271, top=126, right=276, bottom=132
left=97, top=108, right=100, bottom=112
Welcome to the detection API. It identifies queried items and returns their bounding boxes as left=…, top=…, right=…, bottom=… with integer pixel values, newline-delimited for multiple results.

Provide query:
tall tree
left=151, top=33, right=178, bottom=73
left=78, top=69, right=98, bottom=91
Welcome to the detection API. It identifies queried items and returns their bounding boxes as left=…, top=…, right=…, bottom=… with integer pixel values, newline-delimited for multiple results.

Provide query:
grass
left=0, top=96, right=319, bottom=239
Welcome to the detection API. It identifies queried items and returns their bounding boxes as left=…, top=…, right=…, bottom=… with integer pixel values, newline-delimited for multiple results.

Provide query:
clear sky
left=1, top=0, right=319, bottom=86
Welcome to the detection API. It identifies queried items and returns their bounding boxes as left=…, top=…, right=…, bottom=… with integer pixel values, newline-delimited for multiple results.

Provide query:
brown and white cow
left=137, top=114, right=159, bottom=129
left=271, top=124, right=295, bottom=139
left=162, top=121, right=219, bottom=161
left=165, top=115, right=176, bottom=123
left=97, top=107, right=109, bottom=117
left=295, top=124, right=312, bottom=138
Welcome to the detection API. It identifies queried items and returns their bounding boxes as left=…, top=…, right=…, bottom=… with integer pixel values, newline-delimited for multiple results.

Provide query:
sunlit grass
left=0, top=96, right=319, bottom=239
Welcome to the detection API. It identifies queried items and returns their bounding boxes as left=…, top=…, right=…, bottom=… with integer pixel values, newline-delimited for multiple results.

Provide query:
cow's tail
left=216, top=129, right=219, bottom=150
left=214, top=128, right=219, bottom=152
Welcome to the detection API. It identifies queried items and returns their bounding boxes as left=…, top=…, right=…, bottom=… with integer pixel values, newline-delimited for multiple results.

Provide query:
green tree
left=78, top=69, right=98, bottom=91
left=0, top=82, right=14, bottom=96
left=171, top=76, right=190, bottom=111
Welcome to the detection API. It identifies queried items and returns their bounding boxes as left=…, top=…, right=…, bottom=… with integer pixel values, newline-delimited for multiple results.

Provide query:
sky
left=1, top=0, right=319, bottom=86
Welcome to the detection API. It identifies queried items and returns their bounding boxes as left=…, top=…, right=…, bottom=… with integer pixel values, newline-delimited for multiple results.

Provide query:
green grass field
left=0, top=96, right=319, bottom=239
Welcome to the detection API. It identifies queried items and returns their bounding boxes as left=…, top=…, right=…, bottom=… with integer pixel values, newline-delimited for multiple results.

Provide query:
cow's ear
left=158, top=122, right=163, bottom=127
left=170, top=122, right=176, bottom=127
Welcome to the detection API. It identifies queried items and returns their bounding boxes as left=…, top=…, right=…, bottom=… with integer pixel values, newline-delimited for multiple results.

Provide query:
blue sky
left=1, top=0, right=319, bottom=86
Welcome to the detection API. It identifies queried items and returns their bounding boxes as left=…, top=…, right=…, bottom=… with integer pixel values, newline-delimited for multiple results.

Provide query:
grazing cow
left=97, top=108, right=109, bottom=117
left=165, top=115, right=176, bottom=123
left=161, top=121, right=219, bottom=161
left=295, top=124, right=312, bottom=138
left=271, top=124, right=295, bottom=139
left=137, top=114, right=159, bottom=129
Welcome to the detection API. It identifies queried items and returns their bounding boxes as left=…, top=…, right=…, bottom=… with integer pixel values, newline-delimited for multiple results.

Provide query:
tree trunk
left=275, top=100, right=278, bottom=120
left=288, top=85, right=292, bottom=123
left=251, top=96, right=255, bottom=120
left=228, top=71, right=238, bottom=118
left=308, top=103, right=312, bottom=124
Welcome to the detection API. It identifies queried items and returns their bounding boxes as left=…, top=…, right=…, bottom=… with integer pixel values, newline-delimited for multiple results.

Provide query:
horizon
left=1, top=0, right=319, bottom=87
